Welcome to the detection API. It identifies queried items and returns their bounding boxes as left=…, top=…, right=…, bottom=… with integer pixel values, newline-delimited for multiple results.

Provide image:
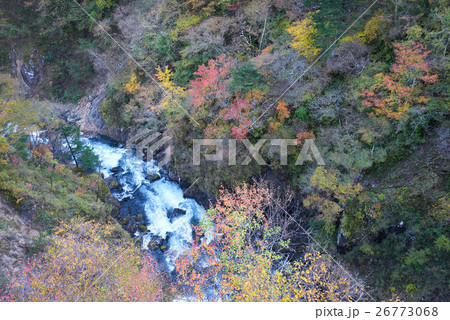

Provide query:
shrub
left=3, top=218, right=167, bottom=302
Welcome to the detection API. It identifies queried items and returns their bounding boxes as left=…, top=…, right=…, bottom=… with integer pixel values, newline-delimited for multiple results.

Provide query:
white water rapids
left=85, top=138, right=206, bottom=272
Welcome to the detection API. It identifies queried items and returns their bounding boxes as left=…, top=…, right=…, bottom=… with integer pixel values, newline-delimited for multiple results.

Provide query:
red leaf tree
left=189, top=55, right=230, bottom=109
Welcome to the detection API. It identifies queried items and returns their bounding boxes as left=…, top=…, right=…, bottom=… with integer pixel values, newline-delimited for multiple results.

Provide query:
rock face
left=337, top=229, right=346, bottom=247
left=111, top=166, right=123, bottom=174
left=9, top=47, right=130, bottom=141
left=20, top=59, right=41, bottom=86
left=69, top=83, right=107, bottom=135
left=0, top=197, right=40, bottom=275
left=68, top=57, right=130, bottom=141
left=69, top=81, right=130, bottom=142
left=336, top=229, right=348, bottom=254
left=10, top=49, right=45, bottom=93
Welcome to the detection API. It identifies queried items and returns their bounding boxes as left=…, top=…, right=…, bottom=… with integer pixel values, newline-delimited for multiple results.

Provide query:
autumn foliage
left=2, top=218, right=166, bottom=302
left=123, top=73, right=141, bottom=95
left=361, top=41, right=437, bottom=120
left=296, top=131, right=315, bottom=145
left=269, top=101, right=290, bottom=132
left=155, top=66, right=187, bottom=113
left=0, top=135, right=9, bottom=167
left=287, top=12, right=320, bottom=62
left=175, top=184, right=364, bottom=301
left=189, top=55, right=230, bottom=109
left=223, top=98, right=252, bottom=140
left=304, top=167, right=363, bottom=232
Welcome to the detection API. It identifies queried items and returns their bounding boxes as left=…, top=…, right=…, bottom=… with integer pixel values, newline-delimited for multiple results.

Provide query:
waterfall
left=85, top=138, right=205, bottom=272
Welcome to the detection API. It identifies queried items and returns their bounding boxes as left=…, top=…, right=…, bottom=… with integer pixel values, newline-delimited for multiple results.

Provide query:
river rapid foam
left=85, top=138, right=205, bottom=272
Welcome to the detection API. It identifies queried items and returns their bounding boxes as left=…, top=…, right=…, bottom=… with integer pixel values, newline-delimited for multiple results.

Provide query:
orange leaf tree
left=269, top=101, right=290, bottom=132
left=361, top=41, right=437, bottom=120
left=223, top=98, right=252, bottom=140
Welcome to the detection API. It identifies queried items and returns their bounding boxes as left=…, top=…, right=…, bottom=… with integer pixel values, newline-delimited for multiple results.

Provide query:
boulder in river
left=159, top=233, right=172, bottom=253
left=146, top=173, right=161, bottom=182
left=190, top=215, right=200, bottom=226
left=147, top=240, right=160, bottom=250
left=104, top=175, right=120, bottom=189
left=110, top=180, right=120, bottom=189
left=138, top=224, right=147, bottom=233
left=111, top=166, right=122, bottom=174
left=168, top=208, right=186, bottom=222
left=145, top=235, right=164, bottom=250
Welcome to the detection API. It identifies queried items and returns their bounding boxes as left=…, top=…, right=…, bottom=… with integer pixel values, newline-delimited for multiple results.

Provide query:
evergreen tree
left=231, top=62, right=267, bottom=98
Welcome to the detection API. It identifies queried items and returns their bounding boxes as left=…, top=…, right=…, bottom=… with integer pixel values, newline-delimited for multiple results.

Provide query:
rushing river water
left=85, top=138, right=206, bottom=272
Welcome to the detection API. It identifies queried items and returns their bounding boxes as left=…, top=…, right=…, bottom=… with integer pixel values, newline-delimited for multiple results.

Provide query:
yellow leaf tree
left=154, top=66, right=189, bottom=124
left=123, top=73, right=141, bottom=95
left=287, top=12, right=321, bottom=62
left=0, top=74, right=40, bottom=132
left=304, top=167, right=363, bottom=231
left=3, top=218, right=167, bottom=302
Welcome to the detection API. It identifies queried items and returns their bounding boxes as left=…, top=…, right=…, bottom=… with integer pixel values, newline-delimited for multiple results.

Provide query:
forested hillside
left=0, top=0, right=448, bottom=302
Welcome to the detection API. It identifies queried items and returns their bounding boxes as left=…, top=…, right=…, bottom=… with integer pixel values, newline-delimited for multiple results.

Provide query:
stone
left=138, top=224, right=147, bottom=233
left=190, top=215, right=200, bottom=226
left=123, top=218, right=137, bottom=234
left=109, top=180, right=120, bottom=189
left=111, top=166, right=122, bottom=174
left=147, top=240, right=160, bottom=250
left=146, top=173, right=161, bottom=182
left=20, top=60, right=40, bottom=86
left=168, top=208, right=186, bottom=222
left=104, top=176, right=120, bottom=189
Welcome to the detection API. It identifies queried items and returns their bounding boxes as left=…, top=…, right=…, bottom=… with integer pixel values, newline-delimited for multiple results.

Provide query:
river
left=84, top=138, right=206, bottom=272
